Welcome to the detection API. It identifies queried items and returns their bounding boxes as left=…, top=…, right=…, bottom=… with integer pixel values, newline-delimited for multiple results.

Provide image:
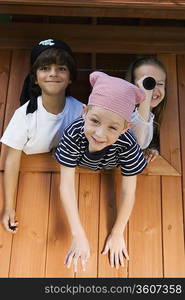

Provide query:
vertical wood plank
left=177, top=54, right=185, bottom=230
left=0, top=172, right=13, bottom=277
left=98, top=172, right=127, bottom=277
left=0, top=51, right=11, bottom=173
left=129, top=175, right=163, bottom=277
left=9, top=172, right=50, bottom=277
left=0, top=50, right=30, bottom=170
left=0, top=50, right=11, bottom=139
left=159, top=54, right=185, bottom=277
left=162, top=177, right=185, bottom=277
left=76, top=173, right=100, bottom=278
left=45, top=173, right=79, bottom=278
left=158, top=54, right=181, bottom=173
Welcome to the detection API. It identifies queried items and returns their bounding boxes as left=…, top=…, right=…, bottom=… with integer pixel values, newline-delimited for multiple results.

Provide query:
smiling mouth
left=152, top=95, right=159, bottom=100
left=92, top=137, right=105, bottom=144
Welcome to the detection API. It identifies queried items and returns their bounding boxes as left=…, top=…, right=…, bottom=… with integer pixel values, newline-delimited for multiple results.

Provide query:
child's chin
left=89, top=145, right=105, bottom=152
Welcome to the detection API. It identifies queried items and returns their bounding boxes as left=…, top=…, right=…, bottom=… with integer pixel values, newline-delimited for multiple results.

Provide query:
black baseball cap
left=31, top=38, right=73, bottom=65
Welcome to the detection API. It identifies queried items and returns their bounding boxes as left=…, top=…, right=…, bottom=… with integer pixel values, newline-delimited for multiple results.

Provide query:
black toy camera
left=142, top=77, right=156, bottom=90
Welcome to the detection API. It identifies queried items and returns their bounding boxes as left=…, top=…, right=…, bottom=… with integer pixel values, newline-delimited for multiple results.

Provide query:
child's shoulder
left=64, top=116, right=84, bottom=135
left=13, top=101, right=30, bottom=116
left=121, top=129, right=137, bottom=142
left=117, top=129, right=139, bottom=148
left=67, top=96, right=83, bottom=107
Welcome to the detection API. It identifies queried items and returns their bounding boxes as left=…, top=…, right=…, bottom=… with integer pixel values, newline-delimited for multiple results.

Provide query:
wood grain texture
left=162, top=177, right=185, bottom=277
left=159, top=54, right=181, bottom=173
left=9, top=173, right=51, bottom=277
left=1, top=24, right=185, bottom=54
left=45, top=173, right=79, bottom=277
left=98, top=172, right=128, bottom=277
left=129, top=175, right=163, bottom=277
left=0, top=173, right=13, bottom=277
left=159, top=54, right=185, bottom=277
left=1, top=0, right=185, bottom=19
left=0, top=50, right=30, bottom=170
left=177, top=55, right=185, bottom=235
left=76, top=173, right=100, bottom=277
left=0, top=51, right=11, bottom=139
left=7, top=153, right=180, bottom=176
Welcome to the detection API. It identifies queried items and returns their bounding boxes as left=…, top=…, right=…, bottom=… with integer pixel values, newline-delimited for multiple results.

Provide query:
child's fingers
left=122, top=247, right=129, bottom=260
left=110, top=251, right=114, bottom=268
left=81, top=251, right=90, bottom=272
left=81, top=256, right=88, bottom=272
left=3, top=220, right=12, bottom=232
left=150, top=150, right=159, bottom=162
left=64, top=250, right=74, bottom=267
left=102, top=244, right=109, bottom=255
left=119, top=251, right=124, bottom=267
left=73, top=255, right=79, bottom=273
left=114, top=252, right=119, bottom=269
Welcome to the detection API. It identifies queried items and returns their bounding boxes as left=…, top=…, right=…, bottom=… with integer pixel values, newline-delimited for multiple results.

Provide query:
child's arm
left=130, top=77, right=154, bottom=149
left=59, top=165, right=90, bottom=272
left=2, top=147, right=22, bottom=233
left=102, top=175, right=137, bottom=269
left=136, top=77, right=153, bottom=122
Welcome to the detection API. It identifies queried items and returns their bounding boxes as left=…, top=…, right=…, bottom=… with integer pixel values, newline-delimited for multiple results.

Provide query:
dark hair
left=21, top=47, right=77, bottom=114
left=125, top=55, right=167, bottom=150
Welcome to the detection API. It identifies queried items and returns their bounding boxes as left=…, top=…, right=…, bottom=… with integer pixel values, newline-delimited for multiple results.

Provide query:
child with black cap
left=0, top=38, right=83, bottom=233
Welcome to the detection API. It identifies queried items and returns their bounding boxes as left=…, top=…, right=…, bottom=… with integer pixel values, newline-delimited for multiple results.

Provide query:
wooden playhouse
left=0, top=0, right=184, bottom=278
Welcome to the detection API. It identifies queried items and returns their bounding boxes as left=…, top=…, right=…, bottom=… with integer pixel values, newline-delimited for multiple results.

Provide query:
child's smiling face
left=134, top=64, right=166, bottom=109
left=36, top=64, right=71, bottom=97
left=83, top=105, right=130, bottom=153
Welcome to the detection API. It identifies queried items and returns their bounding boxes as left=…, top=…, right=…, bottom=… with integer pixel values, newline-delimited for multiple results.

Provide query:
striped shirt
left=54, top=117, right=147, bottom=176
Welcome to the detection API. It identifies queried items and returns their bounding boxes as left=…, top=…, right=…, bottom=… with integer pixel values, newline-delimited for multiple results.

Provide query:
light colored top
left=130, top=108, right=154, bottom=149
left=0, top=96, right=83, bottom=154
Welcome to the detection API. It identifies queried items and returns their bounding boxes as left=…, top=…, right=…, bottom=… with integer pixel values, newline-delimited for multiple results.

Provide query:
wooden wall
left=0, top=18, right=184, bottom=277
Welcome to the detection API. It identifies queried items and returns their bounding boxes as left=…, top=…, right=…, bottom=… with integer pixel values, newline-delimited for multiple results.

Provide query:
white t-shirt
left=130, top=108, right=154, bottom=149
left=0, top=96, right=83, bottom=154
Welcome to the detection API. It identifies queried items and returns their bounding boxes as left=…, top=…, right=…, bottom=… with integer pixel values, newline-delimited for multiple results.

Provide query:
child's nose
left=49, top=68, right=57, bottom=76
left=95, top=126, right=105, bottom=137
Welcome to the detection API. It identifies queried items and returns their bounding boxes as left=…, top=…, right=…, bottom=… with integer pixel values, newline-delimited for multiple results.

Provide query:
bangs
left=35, top=48, right=68, bottom=67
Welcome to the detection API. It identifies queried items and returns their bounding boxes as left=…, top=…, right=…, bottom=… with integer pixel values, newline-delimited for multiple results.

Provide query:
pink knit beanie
left=88, top=71, right=145, bottom=121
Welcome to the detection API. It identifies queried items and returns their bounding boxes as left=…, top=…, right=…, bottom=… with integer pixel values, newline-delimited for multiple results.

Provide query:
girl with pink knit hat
left=54, top=71, right=147, bottom=272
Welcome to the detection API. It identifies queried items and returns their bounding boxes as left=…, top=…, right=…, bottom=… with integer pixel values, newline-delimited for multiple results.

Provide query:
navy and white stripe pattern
left=54, top=117, right=147, bottom=176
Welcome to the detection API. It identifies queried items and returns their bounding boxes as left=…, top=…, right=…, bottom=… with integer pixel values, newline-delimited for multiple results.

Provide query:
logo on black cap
left=39, top=39, right=55, bottom=46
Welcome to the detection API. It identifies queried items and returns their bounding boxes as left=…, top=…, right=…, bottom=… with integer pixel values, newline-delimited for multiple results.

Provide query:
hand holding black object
left=8, top=220, right=17, bottom=231
left=142, top=77, right=156, bottom=90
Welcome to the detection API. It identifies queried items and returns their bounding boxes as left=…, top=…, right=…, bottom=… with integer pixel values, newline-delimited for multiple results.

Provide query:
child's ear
left=122, top=122, right=132, bottom=133
left=126, top=122, right=132, bottom=130
left=82, top=104, right=88, bottom=119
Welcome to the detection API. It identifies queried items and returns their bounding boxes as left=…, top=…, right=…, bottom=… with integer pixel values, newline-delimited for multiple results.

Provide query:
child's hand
left=2, top=209, right=18, bottom=233
left=144, top=148, right=159, bottom=163
left=64, top=234, right=90, bottom=273
left=102, top=232, right=129, bottom=269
